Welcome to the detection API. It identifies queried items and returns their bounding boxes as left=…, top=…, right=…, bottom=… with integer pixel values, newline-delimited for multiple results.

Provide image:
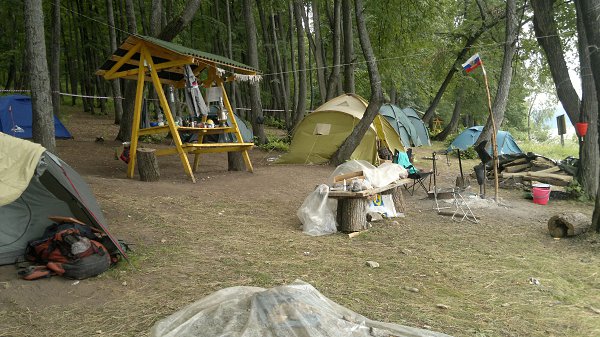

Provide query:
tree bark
left=331, top=0, right=383, bottom=165
left=433, top=86, right=463, bottom=141
left=24, top=0, right=56, bottom=153
left=325, top=0, right=341, bottom=101
left=50, top=0, right=61, bottom=120
left=288, top=1, right=299, bottom=126
left=577, top=0, right=600, bottom=231
left=244, top=0, right=267, bottom=144
left=302, top=0, right=327, bottom=103
left=106, top=0, right=124, bottom=125
left=225, top=0, right=244, bottom=171
left=256, top=0, right=281, bottom=110
left=271, top=10, right=291, bottom=127
left=157, top=0, right=201, bottom=41
left=575, top=0, right=598, bottom=198
left=531, top=0, right=581, bottom=124
left=342, top=0, right=355, bottom=93
left=476, top=0, right=520, bottom=146
left=137, top=148, right=161, bottom=181
left=292, top=1, right=307, bottom=127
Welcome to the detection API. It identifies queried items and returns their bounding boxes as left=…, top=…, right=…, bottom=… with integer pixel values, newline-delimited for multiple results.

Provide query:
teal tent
left=447, top=126, right=522, bottom=155
left=401, top=107, right=431, bottom=146
left=379, top=104, right=423, bottom=147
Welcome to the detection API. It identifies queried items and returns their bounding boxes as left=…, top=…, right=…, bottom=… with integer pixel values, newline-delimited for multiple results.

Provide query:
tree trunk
left=288, top=1, right=299, bottom=126
left=225, top=0, right=244, bottom=171
left=24, top=0, right=56, bottom=153
left=578, top=0, right=600, bottom=231
left=341, top=0, right=355, bottom=93
left=256, top=0, right=282, bottom=110
left=325, top=0, right=341, bottom=101
left=476, top=0, right=520, bottom=146
left=137, top=148, right=161, bottom=181
left=434, top=86, right=463, bottom=141
left=244, top=0, right=267, bottom=144
left=575, top=0, right=598, bottom=198
left=150, top=0, right=162, bottom=36
left=50, top=0, right=61, bottom=119
left=302, top=0, right=327, bottom=103
left=271, top=10, right=291, bottom=128
left=331, top=0, right=383, bottom=166
left=157, top=0, right=201, bottom=41
left=531, top=0, right=581, bottom=124
left=292, top=1, right=307, bottom=127
left=106, top=0, right=124, bottom=125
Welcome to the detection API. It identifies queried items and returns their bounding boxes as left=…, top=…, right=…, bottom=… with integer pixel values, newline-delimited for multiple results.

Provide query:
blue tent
left=0, top=95, right=72, bottom=139
left=379, top=104, right=423, bottom=147
left=447, top=126, right=522, bottom=155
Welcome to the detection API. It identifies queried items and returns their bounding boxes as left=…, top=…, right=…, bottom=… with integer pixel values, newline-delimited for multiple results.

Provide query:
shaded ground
left=1, top=110, right=600, bottom=337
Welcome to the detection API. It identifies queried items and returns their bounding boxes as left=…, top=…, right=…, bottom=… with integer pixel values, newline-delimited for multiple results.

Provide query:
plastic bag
left=329, top=160, right=408, bottom=188
left=367, top=194, right=397, bottom=217
left=297, top=184, right=337, bottom=236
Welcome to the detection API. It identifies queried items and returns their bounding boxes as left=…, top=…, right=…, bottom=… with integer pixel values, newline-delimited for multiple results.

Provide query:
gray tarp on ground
left=151, top=280, right=452, bottom=337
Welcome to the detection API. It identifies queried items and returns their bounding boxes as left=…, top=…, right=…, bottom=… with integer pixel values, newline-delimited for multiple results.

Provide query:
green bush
left=263, top=116, right=287, bottom=129
left=565, top=180, right=588, bottom=201
left=257, top=135, right=290, bottom=152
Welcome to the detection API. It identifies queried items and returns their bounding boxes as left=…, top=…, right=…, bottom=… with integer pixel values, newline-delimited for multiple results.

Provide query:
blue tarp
left=447, top=126, right=522, bottom=155
left=0, top=95, right=72, bottom=139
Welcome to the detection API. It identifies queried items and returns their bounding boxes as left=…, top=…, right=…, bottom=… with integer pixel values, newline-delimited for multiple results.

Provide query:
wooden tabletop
left=327, top=178, right=411, bottom=199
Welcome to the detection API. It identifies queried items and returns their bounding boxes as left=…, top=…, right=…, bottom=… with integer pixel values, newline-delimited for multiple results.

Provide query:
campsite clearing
left=1, top=110, right=599, bottom=337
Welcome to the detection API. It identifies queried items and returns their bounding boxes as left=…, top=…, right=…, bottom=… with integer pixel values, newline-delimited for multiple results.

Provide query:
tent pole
left=481, top=62, right=499, bottom=202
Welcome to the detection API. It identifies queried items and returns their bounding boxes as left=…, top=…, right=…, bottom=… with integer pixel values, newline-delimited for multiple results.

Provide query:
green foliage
left=263, top=116, right=286, bottom=130
left=565, top=180, right=588, bottom=201
left=257, top=135, right=289, bottom=152
left=139, top=134, right=165, bottom=144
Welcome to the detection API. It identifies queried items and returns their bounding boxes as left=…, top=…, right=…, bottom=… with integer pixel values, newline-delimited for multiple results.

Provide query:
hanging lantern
left=575, top=122, right=589, bottom=137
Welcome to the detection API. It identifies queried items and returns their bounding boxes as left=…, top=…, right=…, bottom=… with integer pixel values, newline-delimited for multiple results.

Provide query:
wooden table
left=328, top=178, right=410, bottom=232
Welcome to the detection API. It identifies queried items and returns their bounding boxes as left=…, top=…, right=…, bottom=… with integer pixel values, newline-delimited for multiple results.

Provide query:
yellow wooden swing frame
left=97, top=35, right=257, bottom=183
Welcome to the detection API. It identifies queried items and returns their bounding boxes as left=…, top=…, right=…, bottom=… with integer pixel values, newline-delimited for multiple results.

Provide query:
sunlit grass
left=519, top=139, right=579, bottom=161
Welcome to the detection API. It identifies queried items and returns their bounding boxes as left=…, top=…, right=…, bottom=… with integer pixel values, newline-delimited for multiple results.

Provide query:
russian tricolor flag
left=462, top=53, right=482, bottom=73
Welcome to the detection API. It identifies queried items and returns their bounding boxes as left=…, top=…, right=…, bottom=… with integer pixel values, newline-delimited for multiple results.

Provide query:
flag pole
left=480, top=61, right=499, bottom=201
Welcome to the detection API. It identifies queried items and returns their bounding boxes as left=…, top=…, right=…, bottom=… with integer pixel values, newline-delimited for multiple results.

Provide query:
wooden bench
left=328, top=178, right=410, bottom=232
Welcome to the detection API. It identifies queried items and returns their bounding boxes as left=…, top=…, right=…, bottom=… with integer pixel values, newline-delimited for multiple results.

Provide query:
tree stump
left=382, top=187, right=405, bottom=214
left=137, top=148, right=160, bottom=181
left=337, top=198, right=369, bottom=232
left=547, top=212, right=590, bottom=238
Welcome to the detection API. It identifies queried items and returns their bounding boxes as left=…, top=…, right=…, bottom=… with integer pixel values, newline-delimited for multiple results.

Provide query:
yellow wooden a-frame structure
left=97, top=35, right=257, bottom=182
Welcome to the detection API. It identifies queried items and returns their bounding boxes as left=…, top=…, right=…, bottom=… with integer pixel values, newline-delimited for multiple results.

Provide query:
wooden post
left=338, top=198, right=369, bottom=232
left=137, top=148, right=160, bottom=181
left=481, top=62, right=499, bottom=202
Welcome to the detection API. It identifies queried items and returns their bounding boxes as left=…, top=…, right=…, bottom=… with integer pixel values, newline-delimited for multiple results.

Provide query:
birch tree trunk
left=24, top=0, right=56, bottom=153
left=331, top=0, right=383, bottom=165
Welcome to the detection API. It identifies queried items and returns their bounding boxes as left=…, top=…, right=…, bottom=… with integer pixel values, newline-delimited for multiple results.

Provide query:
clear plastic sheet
left=151, top=280, right=452, bottom=337
left=329, top=160, right=408, bottom=188
left=297, top=184, right=338, bottom=236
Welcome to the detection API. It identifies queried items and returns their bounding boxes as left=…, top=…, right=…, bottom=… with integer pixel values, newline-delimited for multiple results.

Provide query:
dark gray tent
left=402, top=107, right=431, bottom=146
left=0, top=134, right=126, bottom=265
left=379, top=103, right=422, bottom=147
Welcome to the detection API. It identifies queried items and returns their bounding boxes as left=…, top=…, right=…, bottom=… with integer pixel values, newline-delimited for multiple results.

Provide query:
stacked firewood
left=491, top=154, right=574, bottom=187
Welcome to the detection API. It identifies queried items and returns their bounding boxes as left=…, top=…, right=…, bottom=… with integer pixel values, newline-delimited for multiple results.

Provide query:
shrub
left=257, top=135, right=290, bottom=152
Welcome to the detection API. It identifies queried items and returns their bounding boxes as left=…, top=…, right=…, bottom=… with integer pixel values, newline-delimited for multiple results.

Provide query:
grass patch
left=519, top=140, right=579, bottom=160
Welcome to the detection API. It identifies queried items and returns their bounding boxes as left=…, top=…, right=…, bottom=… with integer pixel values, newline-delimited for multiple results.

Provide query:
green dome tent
left=379, top=103, right=424, bottom=147
left=0, top=134, right=127, bottom=265
left=401, top=107, right=431, bottom=146
left=278, top=94, right=404, bottom=164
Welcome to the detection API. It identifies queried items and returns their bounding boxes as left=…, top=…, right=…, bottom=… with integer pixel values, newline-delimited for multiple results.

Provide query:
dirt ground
left=1, top=110, right=600, bottom=337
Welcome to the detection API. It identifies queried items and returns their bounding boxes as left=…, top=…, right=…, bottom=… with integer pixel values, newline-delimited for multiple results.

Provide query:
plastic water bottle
left=157, top=113, right=164, bottom=126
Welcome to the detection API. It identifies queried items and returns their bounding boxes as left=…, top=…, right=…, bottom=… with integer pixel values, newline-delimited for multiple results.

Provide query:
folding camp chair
left=394, top=149, right=432, bottom=196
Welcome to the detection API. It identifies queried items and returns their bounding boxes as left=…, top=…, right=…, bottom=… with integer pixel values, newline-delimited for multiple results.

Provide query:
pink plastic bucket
left=532, top=184, right=551, bottom=205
